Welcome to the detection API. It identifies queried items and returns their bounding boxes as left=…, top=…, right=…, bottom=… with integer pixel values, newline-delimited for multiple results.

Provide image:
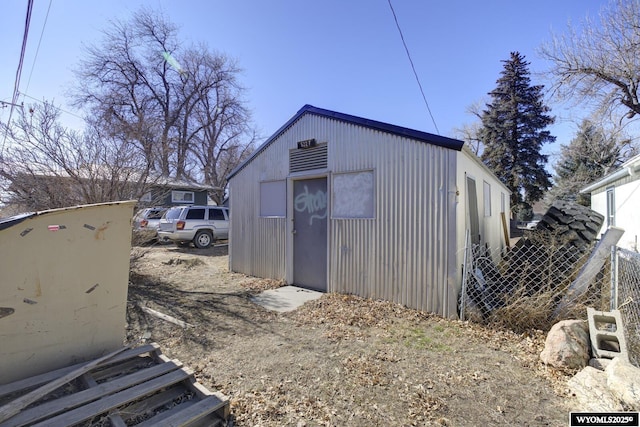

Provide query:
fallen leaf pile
left=126, top=246, right=577, bottom=426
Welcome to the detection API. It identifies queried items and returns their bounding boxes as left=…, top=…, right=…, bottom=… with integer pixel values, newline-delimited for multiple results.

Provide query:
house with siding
left=139, top=176, right=218, bottom=207
left=581, top=153, right=640, bottom=252
left=227, top=105, right=510, bottom=318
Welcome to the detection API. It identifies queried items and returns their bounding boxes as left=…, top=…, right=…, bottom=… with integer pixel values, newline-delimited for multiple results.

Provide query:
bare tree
left=181, top=47, right=256, bottom=203
left=0, top=102, right=150, bottom=211
left=71, top=7, right=255, bottom=197
left=453, top=100, right=486, bottom=155
left=539, top=0, right=640, bottom=120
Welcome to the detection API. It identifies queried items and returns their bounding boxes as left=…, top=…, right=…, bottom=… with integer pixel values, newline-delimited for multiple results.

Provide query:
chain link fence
left=460, top=230, right=610, bottom=331
left=460, top=230, right=640, bottom=367
left=616, top=248, right=640, bottom=367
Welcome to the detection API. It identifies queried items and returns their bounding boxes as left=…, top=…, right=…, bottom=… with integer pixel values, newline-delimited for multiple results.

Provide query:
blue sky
left=0, top=0, right=606, bottom=168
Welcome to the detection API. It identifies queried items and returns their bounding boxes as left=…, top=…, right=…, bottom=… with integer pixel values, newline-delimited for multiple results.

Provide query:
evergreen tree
left=480, top=52, right=554, bottom=216
left=547, top=119, right=632, bottom=206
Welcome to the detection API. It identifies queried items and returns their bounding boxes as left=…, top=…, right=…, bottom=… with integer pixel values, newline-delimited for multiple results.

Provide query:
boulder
left=606, top=357, right=640, bottom=411
left=540, top=320, right=590, bottom=369
left=567, top=366, right=625, bottom=412
left=589, top=358, right=612, bottom=370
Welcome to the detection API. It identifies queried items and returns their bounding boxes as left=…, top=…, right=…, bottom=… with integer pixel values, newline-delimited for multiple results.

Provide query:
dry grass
left=126, top=246, right=576, bottom=425
left=468, top=231, right=611, bottom=333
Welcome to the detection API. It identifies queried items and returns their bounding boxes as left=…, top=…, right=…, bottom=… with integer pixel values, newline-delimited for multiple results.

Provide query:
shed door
left=467, top=176, right=480, bottom=245
left=293, top=178, right=328, bottom=292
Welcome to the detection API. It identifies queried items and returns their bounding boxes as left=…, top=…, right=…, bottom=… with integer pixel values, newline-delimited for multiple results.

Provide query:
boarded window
left=172, top=190, right=194, bottom=203
left=333, top=171, right=374, bottom=219
left=260, top=180, right=286, bottom=217
left=483, top=181, right=491, bottom=217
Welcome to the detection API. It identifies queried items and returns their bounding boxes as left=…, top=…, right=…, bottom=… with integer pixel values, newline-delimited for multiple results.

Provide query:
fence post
left=610, top=245, right=618, bottom=311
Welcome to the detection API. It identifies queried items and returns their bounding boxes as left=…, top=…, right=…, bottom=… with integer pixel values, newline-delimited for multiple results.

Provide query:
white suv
left=157, top=205, right=229, bottom=248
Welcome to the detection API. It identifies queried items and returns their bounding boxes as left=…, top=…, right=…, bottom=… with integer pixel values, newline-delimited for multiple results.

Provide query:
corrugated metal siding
left=229, top=125, right=290, bottom=279
left=230, top=113, right=458, bottom=317
left=328, top=122, right=457, bottom=316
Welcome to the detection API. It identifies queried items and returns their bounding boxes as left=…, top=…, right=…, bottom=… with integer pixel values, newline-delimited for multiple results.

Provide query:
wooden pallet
left=0, top=343, right=229, bottom=427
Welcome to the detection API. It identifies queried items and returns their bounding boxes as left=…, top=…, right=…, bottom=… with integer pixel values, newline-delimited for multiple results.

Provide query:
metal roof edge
left=580, top=152, right=640, bottom=193
left=302, top=105, right=465, bottom=150
left=228, top=104, right=465, bottom=180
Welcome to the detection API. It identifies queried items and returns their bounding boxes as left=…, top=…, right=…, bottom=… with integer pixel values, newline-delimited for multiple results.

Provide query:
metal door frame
left=285, top=172, right=330, bottom=290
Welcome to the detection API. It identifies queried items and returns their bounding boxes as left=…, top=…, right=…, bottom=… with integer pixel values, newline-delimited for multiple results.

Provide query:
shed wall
left=229, top=125, right=290, bottom=279
left=230, top=114, right=460, bottom=317
left=456, top=149, right=511, bottom=270
left=328, top=121, right=458, bottom=316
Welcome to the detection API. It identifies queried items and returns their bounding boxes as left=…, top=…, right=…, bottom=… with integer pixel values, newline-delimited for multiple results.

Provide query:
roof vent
left=289, top=143, right=328, bottom=173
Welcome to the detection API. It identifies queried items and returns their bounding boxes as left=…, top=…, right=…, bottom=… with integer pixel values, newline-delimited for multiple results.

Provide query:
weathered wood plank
left=80, top=373, right=98, bottom=389
left=501, top=212, right=510, bottom=249
left=30, top=369, right=193, bottom=427
left=3, top=360, right=183, bottom=427
left=134, top=400, right=199, bottom=427
left=136, top=395, right=226, bottom=427
left=115, top=386, right=188, bottom=423
left=107, top=413, right=128, bottom=427
left=181, top=376, right=229, bottom=419
left=0, top=344, right=159, bottom=400
left=91, top=357, right=155, bottom=382
left=140, top=306, right=194, bottom=328
left=0, top=347, right=128, bottom=424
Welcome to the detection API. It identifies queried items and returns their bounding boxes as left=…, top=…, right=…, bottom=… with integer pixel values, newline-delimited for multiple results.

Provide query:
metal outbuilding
left=228, top=105, right=510, bottom=318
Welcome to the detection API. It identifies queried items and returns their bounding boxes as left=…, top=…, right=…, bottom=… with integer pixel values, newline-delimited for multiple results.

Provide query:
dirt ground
left=126, top=243, right=579, bottom=426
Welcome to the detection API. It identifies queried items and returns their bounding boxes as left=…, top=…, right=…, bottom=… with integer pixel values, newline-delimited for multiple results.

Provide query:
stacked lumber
left=0, top=343, right=228, bottom=427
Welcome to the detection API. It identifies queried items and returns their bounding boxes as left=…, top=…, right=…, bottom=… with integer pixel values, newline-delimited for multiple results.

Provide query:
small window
left=606, top=187, right=615, bottom=227
left=483, top=181, right=491, bottom=217
left=140, top=192, right=152, bottom=202
left=209, top=208, right=226, bottom=220
left=500, top=192, right=506, bottom=214
left=172, top=190, right=194, bottom=203
left=260, top=180, right=286, bottom=217
left=185, top=208, right=205, bottom=220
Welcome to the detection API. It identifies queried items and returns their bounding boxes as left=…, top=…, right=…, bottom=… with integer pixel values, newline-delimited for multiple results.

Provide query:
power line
left=25, top=0, right=53, bottom=96
left=3, top=0, right=35, bottom=151
left=20, top=92, right=85, bottom=120
left=11, top=0, right=34, bottom=108
left=387, top=0, right=440, bottom=135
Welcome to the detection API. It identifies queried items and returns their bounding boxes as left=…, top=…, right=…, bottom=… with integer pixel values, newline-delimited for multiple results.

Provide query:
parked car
left=157, top=205, right=229, bottom=248
left=132, top=207, right=167, bottom=243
